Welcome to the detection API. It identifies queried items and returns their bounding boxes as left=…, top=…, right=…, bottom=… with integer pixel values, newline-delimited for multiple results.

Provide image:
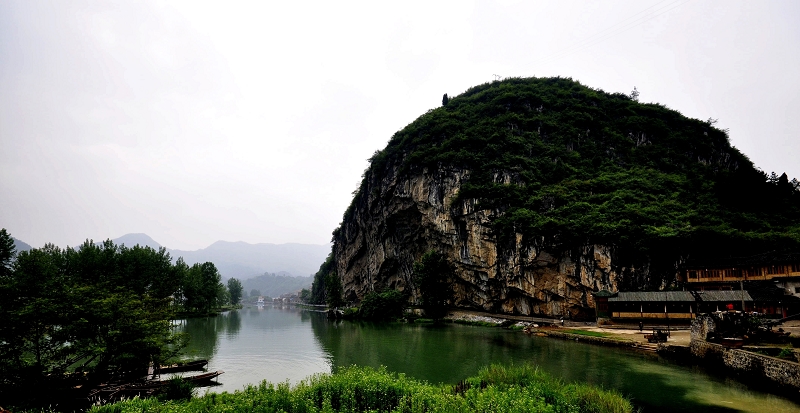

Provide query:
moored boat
left=157, top=359, right=208, bottom=374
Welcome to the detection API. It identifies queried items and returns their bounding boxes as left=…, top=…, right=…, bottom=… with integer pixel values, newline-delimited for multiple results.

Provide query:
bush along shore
left=90, top=364, right=633, bottom=413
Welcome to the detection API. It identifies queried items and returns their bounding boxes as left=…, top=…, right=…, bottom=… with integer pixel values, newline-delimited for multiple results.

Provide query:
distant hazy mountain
left=242, top=273, right=313, bottom=298
left=12, top=237, right=32, bottom=254
left=113, top=233, right=162, bottom=250
left=110, top=233, right=329, bottom=280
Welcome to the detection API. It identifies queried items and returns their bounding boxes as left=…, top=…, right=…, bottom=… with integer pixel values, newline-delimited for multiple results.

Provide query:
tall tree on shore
left=227, top=278, right=243, bottom=304
left=414, top=250, right=453, bottom=320
left=324, top=271, right=345, bottom=308
left=0, top=229, right=16, bottom=379
left=0, top=228, right=14, bottom=276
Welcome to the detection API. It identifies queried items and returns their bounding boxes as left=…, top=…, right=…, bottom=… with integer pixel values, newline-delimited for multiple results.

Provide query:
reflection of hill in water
left=178, top=311, right=242, bottom=359
left=308, top=317, right=787, bottom=413
left=239, top=305, right=311, bottom=330
left=309, top=317, right=534, bottom=384
left=175, top=309, right=798, bottom=413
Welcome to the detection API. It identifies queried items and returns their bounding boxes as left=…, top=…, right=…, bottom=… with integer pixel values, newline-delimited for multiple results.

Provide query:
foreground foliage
left=0, top=229, right=231, bottom=409
left=91, top=364, right=633, bottom=413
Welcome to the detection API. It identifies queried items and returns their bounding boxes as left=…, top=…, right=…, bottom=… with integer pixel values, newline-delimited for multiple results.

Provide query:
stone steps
left=635, top=343, right=660, bottom=352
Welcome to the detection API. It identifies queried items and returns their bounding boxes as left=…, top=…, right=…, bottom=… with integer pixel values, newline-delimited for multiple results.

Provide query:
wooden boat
left=88, top=371, right=224, bottom=403
left=129, top=370, right=224, bottom=390
left=157, top=359, right=208, bottom=374
left=184, top=370, right=224, bottom=384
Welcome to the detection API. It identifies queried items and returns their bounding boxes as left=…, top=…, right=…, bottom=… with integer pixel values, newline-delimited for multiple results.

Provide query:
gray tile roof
left=692, top=290, right=753, bottom=302
left=609, top=291, right=694, bottom=302
left=607, top=290, right=754, bottom=302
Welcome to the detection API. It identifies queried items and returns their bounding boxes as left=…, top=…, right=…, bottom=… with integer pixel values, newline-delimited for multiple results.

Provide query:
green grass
left=90, top=364, right=633, bottom=413
left=563, top=329, right=614, bottom=338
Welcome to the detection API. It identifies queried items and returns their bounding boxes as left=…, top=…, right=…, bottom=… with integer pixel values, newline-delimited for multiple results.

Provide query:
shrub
left=158, top=376, right=195, bottom=401
left=90, top=364, right=633, bottom=413
left=358, top=290, right=405, bottom=321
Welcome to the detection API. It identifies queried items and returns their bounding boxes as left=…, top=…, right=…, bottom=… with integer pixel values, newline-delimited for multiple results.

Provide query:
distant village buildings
left=273, top=293, right=299, bottom=304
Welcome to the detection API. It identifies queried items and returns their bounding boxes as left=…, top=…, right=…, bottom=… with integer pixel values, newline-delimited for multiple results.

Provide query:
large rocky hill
left=324, top=77, right=800, bottom=319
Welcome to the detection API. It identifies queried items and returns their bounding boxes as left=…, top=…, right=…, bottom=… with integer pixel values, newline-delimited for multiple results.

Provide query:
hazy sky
left=2, top=0, right=798, bottom=250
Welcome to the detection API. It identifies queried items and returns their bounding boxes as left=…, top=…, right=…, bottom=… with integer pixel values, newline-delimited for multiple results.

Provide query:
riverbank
left=167, top=306, right=800, bottom=412
left=443, top=309, right=692, bottom=352
left=175, top=304, right=243, bottom=319
left=90, top=364, right=633, bottom=413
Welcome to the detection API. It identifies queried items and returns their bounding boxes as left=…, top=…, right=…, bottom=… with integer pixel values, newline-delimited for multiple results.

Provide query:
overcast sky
left=1, top=0, right=798, bottom=250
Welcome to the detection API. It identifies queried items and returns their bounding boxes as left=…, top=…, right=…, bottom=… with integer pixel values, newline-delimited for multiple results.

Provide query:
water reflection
left=177, top=309, right=800, bottom=413
left=176, top=306, right=330, bottom=394
left=309, top=316, right=800, bottom=413
left=224, top=310, right=241, bottom=337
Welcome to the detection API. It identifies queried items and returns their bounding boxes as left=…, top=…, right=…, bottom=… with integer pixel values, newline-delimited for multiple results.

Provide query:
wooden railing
left=612, top=312, right=695, bottom=319
left=686, top=270, right=800, bottom=283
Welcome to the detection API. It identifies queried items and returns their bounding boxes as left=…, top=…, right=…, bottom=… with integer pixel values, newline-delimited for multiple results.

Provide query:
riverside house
left=680, top=251, right=800, bottom=296
left=592, top=290, right=756, bottom=322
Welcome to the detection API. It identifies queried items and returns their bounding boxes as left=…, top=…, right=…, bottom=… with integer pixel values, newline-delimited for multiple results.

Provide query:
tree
left=183, top=262, right=224, bottom=313
left=629, top=86, right=639, bottom=101
left=414, top=251, right=453, bottom=320
left=324, top=271, right=345, bottom=308
left=250, top=288, right=261, bottom=298
left=442, top=93, right=449, bottom=106
left=0, top=236, right=187, bottom=405
left=0, top=229, right=16, bottom=381
left=2, top=245, right=69, bottom=381
left=0, top=228, right=14, bottom=277
left=359, top=290, right=405, bottom=321
left=227, top=278, right=243, bottom=305
left=311, top=253, right=335, bottom=304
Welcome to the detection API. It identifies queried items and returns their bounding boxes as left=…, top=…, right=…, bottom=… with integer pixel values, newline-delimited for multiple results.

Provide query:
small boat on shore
left=157, top=359, right=208, bottom=374
left=130, top=370, right=224, bottom=390
left=88, top=371, right=224, bottom=404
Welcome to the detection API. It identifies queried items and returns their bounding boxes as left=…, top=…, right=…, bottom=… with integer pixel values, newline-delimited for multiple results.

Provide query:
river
left=176, top=305, right=800, bottom=412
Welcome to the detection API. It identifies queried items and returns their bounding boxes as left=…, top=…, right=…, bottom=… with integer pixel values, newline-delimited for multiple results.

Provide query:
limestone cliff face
left=332, top=162, right=620, bottom=320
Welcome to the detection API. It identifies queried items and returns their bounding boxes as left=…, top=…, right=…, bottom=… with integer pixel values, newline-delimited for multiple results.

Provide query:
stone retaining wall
left=691, top=339, right=800, bottom=388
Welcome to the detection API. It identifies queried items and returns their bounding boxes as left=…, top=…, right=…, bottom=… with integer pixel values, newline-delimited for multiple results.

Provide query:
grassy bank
left=565, top=329, right=614, bottom=338
left=91, top=364, right=632, bottom=413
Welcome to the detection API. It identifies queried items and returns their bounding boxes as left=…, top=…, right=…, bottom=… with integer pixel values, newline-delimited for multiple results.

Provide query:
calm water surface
left=178, top=306, right=800, bottom=413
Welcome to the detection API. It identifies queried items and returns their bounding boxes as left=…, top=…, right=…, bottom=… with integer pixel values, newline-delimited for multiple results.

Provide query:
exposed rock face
left=332, top=163, right=619, bottom=320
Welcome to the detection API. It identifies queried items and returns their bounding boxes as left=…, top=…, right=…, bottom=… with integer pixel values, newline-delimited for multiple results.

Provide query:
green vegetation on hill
left=340, top=77, right=800, bottom=289
left=90, top=364, right=633, bottom=413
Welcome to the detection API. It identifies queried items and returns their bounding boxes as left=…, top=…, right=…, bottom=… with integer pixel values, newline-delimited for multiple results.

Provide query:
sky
left=1, top=0, right=799, bottom=251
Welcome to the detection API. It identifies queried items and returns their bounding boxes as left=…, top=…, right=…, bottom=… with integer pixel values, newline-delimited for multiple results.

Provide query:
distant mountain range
left=110, top=233, right=329, bottom=280
left=9, top=233, right=329, bottom=280
left=12, top=237, right=32, bottom=254
left=242, top=273, right=313, bottom=299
